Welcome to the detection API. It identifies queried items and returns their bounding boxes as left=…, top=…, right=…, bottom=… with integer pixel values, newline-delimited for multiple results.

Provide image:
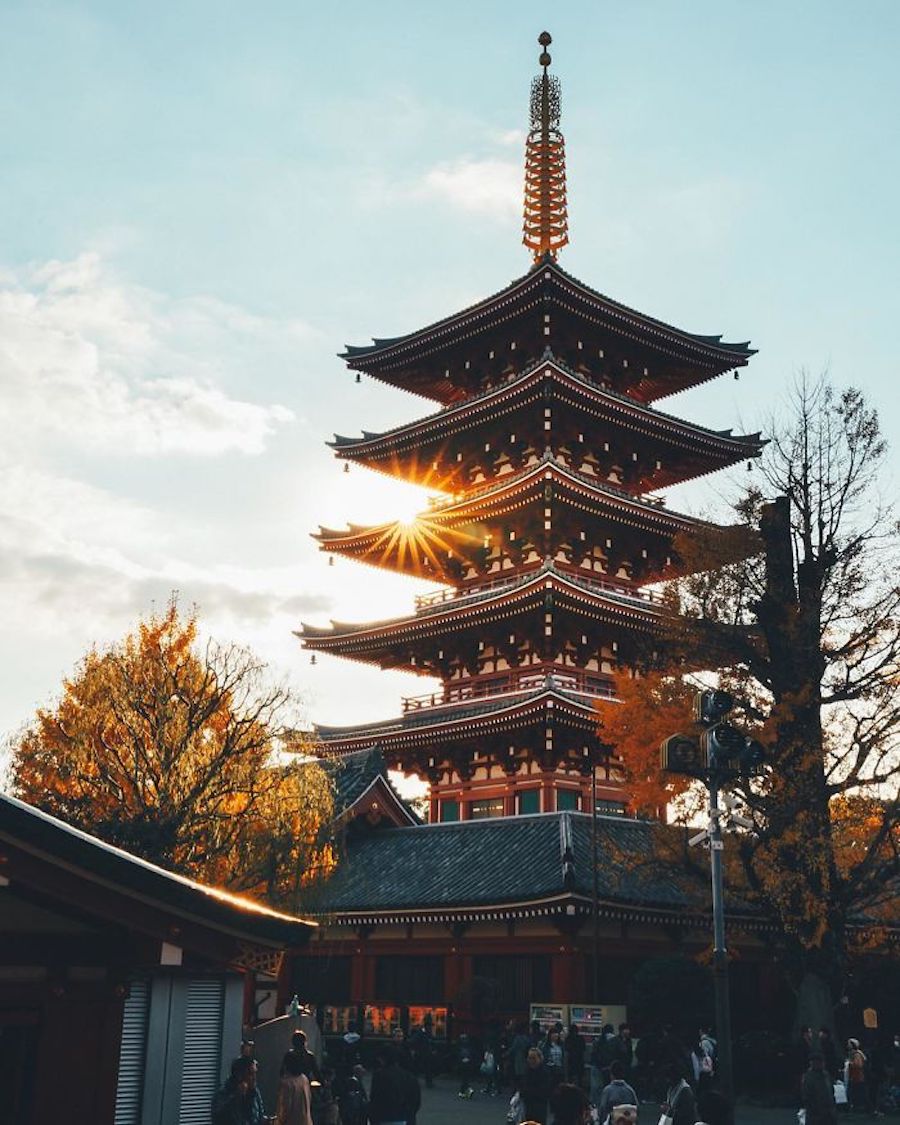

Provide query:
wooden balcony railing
left=401, top=669, right=617, bottom=714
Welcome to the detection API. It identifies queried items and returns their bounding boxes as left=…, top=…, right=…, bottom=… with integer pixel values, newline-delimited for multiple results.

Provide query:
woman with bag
left=658, top=1062, right=696, bottom=1125
left=846, top=1038, right=867, bottom=1111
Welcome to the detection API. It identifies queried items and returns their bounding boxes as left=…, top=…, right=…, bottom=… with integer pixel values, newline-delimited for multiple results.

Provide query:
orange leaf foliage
left=596, top=670, right=698, bottom=818
left=10, top=598, right=334, bottom=906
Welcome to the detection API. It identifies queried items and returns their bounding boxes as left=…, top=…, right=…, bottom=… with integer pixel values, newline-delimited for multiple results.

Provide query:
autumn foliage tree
left=10, top=599, right=334, bottom=907
left=600, top=378, right=900, bottom=1027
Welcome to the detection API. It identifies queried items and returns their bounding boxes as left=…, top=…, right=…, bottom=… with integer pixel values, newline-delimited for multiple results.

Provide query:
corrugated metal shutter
left=179, top=977, right=225, bottom=1125
left=114, top=977, right=150, bottom=1125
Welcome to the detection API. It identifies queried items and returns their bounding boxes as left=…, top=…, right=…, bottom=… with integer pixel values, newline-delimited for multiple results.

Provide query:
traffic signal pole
left=707, top=776, right=734, bottom=1105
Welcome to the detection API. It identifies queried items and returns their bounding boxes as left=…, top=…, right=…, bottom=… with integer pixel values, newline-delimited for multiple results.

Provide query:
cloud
left=417, top=158, right=521, bottom=220
left=0, top=253, right=300, bottom=457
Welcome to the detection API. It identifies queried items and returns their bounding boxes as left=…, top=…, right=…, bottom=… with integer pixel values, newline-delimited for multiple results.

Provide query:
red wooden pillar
left=552, top=940, right=579, bottom=1003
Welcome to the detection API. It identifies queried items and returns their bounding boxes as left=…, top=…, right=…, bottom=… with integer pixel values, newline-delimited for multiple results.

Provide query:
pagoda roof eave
left=329, top=355, right=765, bottom=477
left=299, top=566, right=662, bottom=657
left=314, top=458, right=704, bottom=552
left=341, top=261, right=755, bottom=393
left=312, top=685, right=607, bottom=752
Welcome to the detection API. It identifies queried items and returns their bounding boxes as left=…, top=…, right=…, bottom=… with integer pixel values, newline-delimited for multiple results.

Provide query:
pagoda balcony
left=413, top=568, right=665, bottom=613
left=421, top=452, right=670, bottom=511
left=401, top=669, right=616, bottom=713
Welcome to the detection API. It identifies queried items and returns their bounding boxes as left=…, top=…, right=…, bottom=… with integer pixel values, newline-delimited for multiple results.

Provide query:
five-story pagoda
left=300, top=34, right=761, bottom=824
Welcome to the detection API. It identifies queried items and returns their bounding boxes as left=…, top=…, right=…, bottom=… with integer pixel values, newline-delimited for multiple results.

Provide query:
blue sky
left=1, top=1, right=898, bottom=748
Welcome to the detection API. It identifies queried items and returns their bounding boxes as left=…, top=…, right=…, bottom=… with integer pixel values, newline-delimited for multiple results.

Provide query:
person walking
left=565, top=1024, right=586, bottom=1088
left=846, top=1038, right=868, bottom=1112
left=543, top=1027, right=565, bottom=1090
left=369, top=1044, right=420, bottom=1125
left=549, top=1082, right=590, bottom=1125
left=338, top=1068, right=369, bottom=1125
left=819, top=1027, right=840, bottom=1082
left=212, top=1057, right=267, bottom=1125
left=596, top=1061, right=637, bottom=1124
left=510, top=1022, right=531, bottom=1091
left=660, top=1061, right=696, bottom=1125
left=611, top=1026, right=633, bottom=1074
left=801, top=1051, right=838, bottom=1125
left=520, top=1046, right=553, bottom=1125
left=276, top=1052, right=314, bottom=1125
left=281, top=1029, right=321, bottom=1082
left=456, top=1033, right=476, bottom=1098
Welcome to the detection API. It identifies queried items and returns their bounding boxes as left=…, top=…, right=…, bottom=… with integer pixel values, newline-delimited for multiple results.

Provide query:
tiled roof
left=305, top=811, right=711, bottom=919
left=318, top=747, right=420, bottom=823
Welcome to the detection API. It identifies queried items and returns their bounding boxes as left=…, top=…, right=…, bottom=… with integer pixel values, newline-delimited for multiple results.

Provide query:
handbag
left=656, top=1115, right=673, bottom=1125
left=834, top=1080, right=848, bottom=1105
left=797, top=1111, right=806, bottom=1125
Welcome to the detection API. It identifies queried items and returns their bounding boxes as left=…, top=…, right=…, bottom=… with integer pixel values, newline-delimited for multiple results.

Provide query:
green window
left=556, top=788, right=580, bottom=811
left=439, top=799, right=460, bottom=822
left=518, top=789, right=540, bottom=815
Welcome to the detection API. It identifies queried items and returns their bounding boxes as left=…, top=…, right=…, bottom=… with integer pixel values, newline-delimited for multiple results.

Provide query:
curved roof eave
left=341, top=261, right=755, bottom=369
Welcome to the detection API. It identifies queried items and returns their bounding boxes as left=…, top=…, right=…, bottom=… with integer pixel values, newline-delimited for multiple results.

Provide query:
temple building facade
left=296, top=36, right=775, bottom=1036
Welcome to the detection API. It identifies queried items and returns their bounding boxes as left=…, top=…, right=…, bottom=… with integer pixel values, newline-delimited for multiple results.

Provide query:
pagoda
left=300, top=33, right=761, bottom=824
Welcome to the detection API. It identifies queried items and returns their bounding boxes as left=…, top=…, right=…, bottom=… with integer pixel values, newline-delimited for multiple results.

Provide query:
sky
left=1, top=1, right=898, bottom=755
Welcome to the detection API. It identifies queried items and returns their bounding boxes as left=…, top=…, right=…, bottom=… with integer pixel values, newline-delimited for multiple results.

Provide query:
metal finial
left=523, top=31, right=569, bottom=262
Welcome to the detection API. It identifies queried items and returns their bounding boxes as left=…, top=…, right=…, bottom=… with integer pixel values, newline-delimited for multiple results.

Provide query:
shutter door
left=179, top=977, right=225, bottom=1125
left=114, top=978, right=150, bottom=1125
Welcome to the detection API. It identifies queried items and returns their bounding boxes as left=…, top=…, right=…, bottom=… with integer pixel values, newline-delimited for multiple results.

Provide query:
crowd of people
left=796, top=1026, right=900, bottom=1121
left=210, top=1018, right=900, bottom=1125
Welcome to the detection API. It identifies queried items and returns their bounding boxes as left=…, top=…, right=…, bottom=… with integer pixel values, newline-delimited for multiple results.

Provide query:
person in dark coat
left=212, top=1056, right=267, bottom=1125
left=281, top=1029, right=321, bottom=1082
left=549, top=1082, right=590, bottom=1125
left=660, top=1061, right=697, bottom=1125
left=565, top=1025, right=586, bottom=1087
left=818, top=1027, right=840, bottom=1082
left=369, top=1045, right=420, bottom=1125
left=801, top=1051, right=838, bottom=1125
left=520, top=1046, right=553, bottom=1125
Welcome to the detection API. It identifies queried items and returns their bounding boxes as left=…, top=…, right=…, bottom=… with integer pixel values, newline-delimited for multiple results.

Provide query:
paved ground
left=411, top=1076, right=805, bottom=1125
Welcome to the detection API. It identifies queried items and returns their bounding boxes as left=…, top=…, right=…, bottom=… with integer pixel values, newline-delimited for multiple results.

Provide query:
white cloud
left=0, top=253, right=299, bottom=458
left=418, top=158, right=521, bottom=219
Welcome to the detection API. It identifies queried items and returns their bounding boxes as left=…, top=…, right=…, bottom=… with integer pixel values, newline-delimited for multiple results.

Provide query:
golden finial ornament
left=523, top=31, right=569, bottom=262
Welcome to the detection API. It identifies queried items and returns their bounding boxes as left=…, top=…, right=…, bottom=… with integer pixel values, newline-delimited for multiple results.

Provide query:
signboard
left=568, top=1004, right=628, bottom=1044
left=863, top=1008, right=878, bottom=1029
left=569, top=1005, right=604, bottom=1041
left=530, top=1003, right=568, bottom=1034
left=408, top=1006, right=448, bottom=1039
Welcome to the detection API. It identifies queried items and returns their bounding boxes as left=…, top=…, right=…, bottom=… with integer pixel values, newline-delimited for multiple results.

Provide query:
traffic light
left=700, top=722, right=745, bottom=770
left=701, top=727, right=766, bottom=776
left=695, top=689, right=734, bottom=726
left=660, top=733, right=703, bottom=776
left=739, top=737, right=766, bottom=775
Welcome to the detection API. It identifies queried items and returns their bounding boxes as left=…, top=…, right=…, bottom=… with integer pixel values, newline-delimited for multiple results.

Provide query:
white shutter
left=179, top=977, right=225, bottom=1125
left=114, top=978, right=150, bottom=1125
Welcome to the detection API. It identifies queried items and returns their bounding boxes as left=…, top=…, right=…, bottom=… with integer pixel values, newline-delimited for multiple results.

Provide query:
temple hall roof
left=303, top=811, right=759, bottom=928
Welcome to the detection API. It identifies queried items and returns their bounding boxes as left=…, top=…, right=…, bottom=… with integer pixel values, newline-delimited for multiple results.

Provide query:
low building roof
left=0, top=793, right=316, bottom=951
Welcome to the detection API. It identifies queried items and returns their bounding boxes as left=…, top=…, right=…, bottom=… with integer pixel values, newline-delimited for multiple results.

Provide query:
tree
left=600, top=378, right=900, bottom=1029
left=10, top=598, right=334, bottom=906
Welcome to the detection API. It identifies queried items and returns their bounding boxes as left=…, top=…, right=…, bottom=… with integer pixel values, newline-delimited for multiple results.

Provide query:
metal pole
left=707, top=778, right=734, bottom=1105
left=591, top=761, right=600, bottom=1004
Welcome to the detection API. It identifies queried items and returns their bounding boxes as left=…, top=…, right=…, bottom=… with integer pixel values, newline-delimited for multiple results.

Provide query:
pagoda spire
left=522, top=31, right=569, bottom=263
